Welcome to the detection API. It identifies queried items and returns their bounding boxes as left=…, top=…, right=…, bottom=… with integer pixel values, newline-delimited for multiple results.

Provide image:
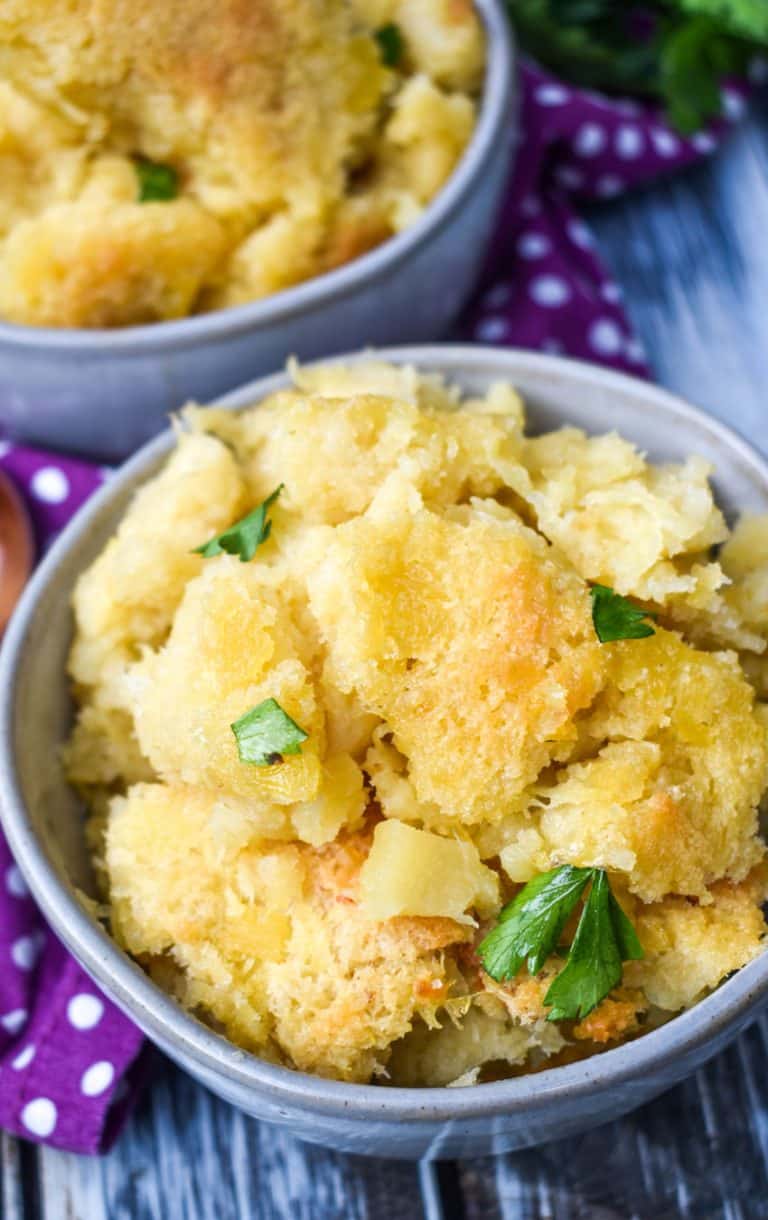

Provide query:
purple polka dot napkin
left=0, top=454, right=145, bottom=1154
left=0, top=59, right=751, bottom=1154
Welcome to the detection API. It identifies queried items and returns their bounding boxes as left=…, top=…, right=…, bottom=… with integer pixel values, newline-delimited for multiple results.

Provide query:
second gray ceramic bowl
left=0, top=0, right=515, bottom=461
left=2, top=346, right=768, bottom=1161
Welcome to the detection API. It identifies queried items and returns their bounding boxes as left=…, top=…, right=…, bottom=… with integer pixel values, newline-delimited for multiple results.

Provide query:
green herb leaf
left=544, top=870, right=644, bottom=1021
left=478, top=866, right=643, bottom=1022
left=678, top=0, right=768, bottom=42
left=194, top=485, right=283, bottom=563
left=375, top=22, right=405, bottom=67
left=231, top=698, right=308, bottom=767
left=134, top=157, right=179, bottom=203
left=478, top=865, right=594, bottom=981
left=660, top=14, right=748, bottom=132
left=507, top=1, right=767, bottom=133
left=590, top=584, right=656, bottom=643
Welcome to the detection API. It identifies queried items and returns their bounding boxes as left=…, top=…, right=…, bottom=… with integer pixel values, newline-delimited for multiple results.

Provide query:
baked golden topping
left=66, top=361, right=768, bottom=1084
left=0, top=0, right=483, bottom=327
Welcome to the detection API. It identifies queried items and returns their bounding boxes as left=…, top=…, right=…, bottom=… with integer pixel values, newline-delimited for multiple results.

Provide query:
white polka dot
left=589, top=318, right=624, bottom=357
left=21, top=1098, right=57, bottom=1138
left=483, top=283, right=512, bottom=309
left=67, top=993, right=105, bottom=1031
left=651, top=128, right=680, bottom=158
left=721, top=88, right=746, bottom=122
left=11, top=1044, right=36, bottom=1071
left=516, top=232, right=550, bottom=260
left=567, top=219, right=593, bottom=249
left=519, top=194, right=541, bottom=218
left=554, top=166, right=585, bottom=191
left=1, top=1009, right=27, bottom=1034
left=691, top=131, right=717, bottom=155
left=475, top=317, right=508, bottom=343
left=574, top=122, right=606, bottom=158
left=625, top=337, right=648, bottom=364
left=81, top=1061, right=115, bottom=1097
left=11, top=933, right=43, bottom=972
left=536, top=83, right=569, bottom=106
left=529, top=275, right=571, bottom=308
left=30, top=466, right=70, bottom=505
left=601, top=281, right=623, bottom=304
left=0, top=440, right=12, bottom=459
left=5, top=864, right=28, bottom=898
left=615, top=124, right=644, bottom=159
left=595, top=175, right=624, bottom=198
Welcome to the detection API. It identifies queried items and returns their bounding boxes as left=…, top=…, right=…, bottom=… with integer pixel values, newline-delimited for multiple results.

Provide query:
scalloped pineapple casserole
left=0, top=0, right=483, bottom=328
left=65, top=360, right=768, bottom=1086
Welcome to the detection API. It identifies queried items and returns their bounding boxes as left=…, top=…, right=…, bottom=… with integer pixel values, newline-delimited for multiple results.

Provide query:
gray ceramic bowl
left=2, top=346, right=768, bottom=1161
left=0, top=1, right=515, bottom=462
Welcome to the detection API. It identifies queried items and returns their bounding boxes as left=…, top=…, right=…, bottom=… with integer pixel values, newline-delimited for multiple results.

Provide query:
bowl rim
left=3, top=344, right=768, bottom=1122
left=0, top=0, right=514, bottom=355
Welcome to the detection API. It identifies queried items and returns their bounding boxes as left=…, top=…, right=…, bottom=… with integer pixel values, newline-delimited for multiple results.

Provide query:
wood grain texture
left=4, top=98, right=768, bottom=1220
left=1, top=1132, right=25, bottom=1220
left=34, top=1057, right=424, bottom=1220
left=460, top=1017, right=768, bottom=1220
left=588, top=97, right=768, bottom=446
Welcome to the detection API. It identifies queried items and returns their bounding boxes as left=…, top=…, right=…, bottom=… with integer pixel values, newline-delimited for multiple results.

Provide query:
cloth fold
left=0, top=58, right=749, bottom=1153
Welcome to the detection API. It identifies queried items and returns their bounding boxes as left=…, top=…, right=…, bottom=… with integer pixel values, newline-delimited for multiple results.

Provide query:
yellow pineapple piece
left=360, top=820, right=498, bottom=922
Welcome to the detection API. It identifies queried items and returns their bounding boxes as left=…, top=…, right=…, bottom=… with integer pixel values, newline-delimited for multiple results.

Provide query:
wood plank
left=1, top=1133, right=26, bottom=1220
left=36, top=1056, right=425, bottom=1220
left=587, top=101, right=768, bottom=441
left=464, top=1016, right=768, bottom=1220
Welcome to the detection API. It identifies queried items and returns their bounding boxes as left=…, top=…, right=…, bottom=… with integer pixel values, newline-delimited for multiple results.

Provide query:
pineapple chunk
left=359, top=819, right=498, bottom=923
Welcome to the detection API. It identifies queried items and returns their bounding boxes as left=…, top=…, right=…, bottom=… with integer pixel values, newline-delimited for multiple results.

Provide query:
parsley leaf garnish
left=134, top=157, right=179, bottom=203
left=478, top=866, right=643, bottom=1022
left=678, top=0, right=768, bottom=42
left=375, top=23, right=405, bottom=67
left=231, top=698, right=308, bottom=767
left=478, top=865, right=593, bottom=980
left=194, top=485, right=283, bottom=563
left=544, top=871, right=644, bottom=1021
left=590, top=584, right=656, bottom=643
left=507, top=1, right=766, bottom=133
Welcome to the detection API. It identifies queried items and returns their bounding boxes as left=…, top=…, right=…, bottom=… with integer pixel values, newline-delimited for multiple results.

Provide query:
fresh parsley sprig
left=478, top=865, right=643, bottom=1022
left=508, top=1, right=767, bottom=133
left=194, top=485, right=283, bottom=563
left=134, top=157, right=179, bottom=203
left=544, top=870, right=644, bottom=1020
left=590, top=584, right=656, bottom=643
left=231, top=697, right=308, bottom=767
left=478, top=864, right=594, bottom=980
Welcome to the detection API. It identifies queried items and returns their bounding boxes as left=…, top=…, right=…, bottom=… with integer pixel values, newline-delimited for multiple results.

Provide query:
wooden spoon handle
left=0, top=471, right=34, bottom=633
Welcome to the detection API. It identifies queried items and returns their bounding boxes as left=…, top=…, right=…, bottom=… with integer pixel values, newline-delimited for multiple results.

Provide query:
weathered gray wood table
left=3, top=99, right=768, bottom=1220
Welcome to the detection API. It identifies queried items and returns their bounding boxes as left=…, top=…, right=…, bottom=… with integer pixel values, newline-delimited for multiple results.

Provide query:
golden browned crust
left=67, top=364, right=768, bottom=1085
left=0, top=0, right=482, bottom=325
left=105, top=787, right=469, bottom=1079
